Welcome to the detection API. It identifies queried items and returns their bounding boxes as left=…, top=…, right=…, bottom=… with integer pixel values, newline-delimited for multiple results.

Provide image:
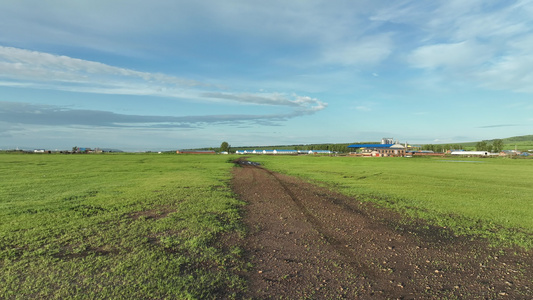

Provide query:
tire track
left=259, top=166, right=380, bottom=277
left=231, top=160, right=532, bottom=299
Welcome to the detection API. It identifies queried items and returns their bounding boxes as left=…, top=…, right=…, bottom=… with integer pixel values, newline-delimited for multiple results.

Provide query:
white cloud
left=355, top=106, right=372, bottom=112
left=474, top=54, right=533, bottom=93
left=352, top=101, right=378, bottom=112
left=444, top=1, right=531, bottom=42
left=398, top=0, right=533, bottom=94
left=321, top=34, right=393, bottom=66
left=0, top=46, right=203, bottom=86
left=0, top=46, right=328, bottom=130
left=408, top=41, right=490, bottom=70
left=0, top=1, right=380, bottom=61
left=202, top=92, right=326, bottom=112
left=0, top=46, right=326, bottom=113
left=370, top=1, right=435, bottom=24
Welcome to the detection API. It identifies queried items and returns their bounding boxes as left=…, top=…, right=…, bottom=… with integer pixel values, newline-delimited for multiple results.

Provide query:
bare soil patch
left=230, top=160, right=531, bottom=299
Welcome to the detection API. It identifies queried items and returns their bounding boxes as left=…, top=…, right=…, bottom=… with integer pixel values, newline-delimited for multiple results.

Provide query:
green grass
left=0, top=153, right=246, bottom=299
left=454, top=134, right=533, bottom=152
left=503, top=141, right=533, bottom=152
left=2, top=153, right=531, bottom=298
left=249, top=155, right=533, bottom=249
left=501, top=135, right=533, bottom=151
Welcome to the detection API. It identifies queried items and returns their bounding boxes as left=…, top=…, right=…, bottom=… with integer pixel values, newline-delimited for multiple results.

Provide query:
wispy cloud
left=477, top=124, right=520, bottom=129
left=0, top=101, right=312, bottom=128
left=474, top=54, right=533, bottom=93
left=408, top=41, right=491, bottom=70
left=352, top=101, right=378, bottom=112
left=0, top=46, right=326, bottom=120
left=354, top=105, right=372, bottom=112
left=202, top=92, right=326, bottom=112
left=321, top=34, right=393, bottom=66
left=0, top=46, right=209, bottom=95
left=383, top=0, right=533, bottom=94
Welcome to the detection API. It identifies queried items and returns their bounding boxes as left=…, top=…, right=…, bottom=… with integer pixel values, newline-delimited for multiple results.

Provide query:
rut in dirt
left=230, top=160, right=532, bottom=299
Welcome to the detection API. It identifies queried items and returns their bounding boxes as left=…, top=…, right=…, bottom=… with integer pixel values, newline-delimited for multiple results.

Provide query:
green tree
left=492, top=139, right=504, bottom=152
left=423, top=144, right=437, bottom=152
left=220, top=141, right=230, bottom=153
left=476, top=141, right=488, bottom=151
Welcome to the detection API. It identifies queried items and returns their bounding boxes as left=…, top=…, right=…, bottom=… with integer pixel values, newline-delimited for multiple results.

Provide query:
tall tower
left=381, top=138, right=393, bottom=144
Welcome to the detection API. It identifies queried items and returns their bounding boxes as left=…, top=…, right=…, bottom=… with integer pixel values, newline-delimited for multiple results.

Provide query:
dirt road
left=230, top=160, right=531, bottom=299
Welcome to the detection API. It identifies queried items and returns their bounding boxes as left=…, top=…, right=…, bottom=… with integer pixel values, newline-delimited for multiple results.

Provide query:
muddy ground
left=230, top=160, right=531, bottom=299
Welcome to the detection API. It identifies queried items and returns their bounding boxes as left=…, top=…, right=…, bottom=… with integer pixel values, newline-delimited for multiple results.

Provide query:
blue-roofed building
left=348, top=138, right=406, bottom=157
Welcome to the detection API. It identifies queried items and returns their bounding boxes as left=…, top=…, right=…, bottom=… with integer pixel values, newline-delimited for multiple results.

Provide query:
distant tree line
left=475, top=139, right=503, bottom=152
left=421, top=144, right=464, bottom=152
left=292, top=144, right=351, bottom=153
left=421, top=139, right=504, bottom=153
left=211, top=135, right=529, bottom=154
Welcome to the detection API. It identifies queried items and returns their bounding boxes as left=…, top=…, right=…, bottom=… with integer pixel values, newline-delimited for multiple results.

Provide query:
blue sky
left=1, top=0, right=532, bottom=151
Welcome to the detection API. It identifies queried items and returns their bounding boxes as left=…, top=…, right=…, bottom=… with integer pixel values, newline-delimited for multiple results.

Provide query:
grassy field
left=0, top=153, right=245, bottom=299
left=501, top=135, right=533, bottom=152
left=459, top=134, right=533, bottom=151
left=2, top=153, right=532, bottom=298
left=504, top=141, right=533, bottom=152
left=250, top=155, right=533, bottom=249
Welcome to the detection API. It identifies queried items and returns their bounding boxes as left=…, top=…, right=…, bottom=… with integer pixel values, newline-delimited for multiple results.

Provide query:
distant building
left=408, top=151, right=445, bottom=157
left=348, top=138, right=406, bottom=157
left=234, top=149, right=332, bottom=155
left=500, top=150, right=521, bottom=156
left=274, top=149, right=298, bottom=155
left=450, top=151, right=497, bottom=157
left=77, top=147, right=92, bottom=153
left=305, top=150, right=333, bottom=155
left=381, top=138, right=394, bottom=144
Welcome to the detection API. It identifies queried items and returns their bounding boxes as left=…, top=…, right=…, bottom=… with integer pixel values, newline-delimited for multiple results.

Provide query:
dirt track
left=230, top=160, right=531, bottom=299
